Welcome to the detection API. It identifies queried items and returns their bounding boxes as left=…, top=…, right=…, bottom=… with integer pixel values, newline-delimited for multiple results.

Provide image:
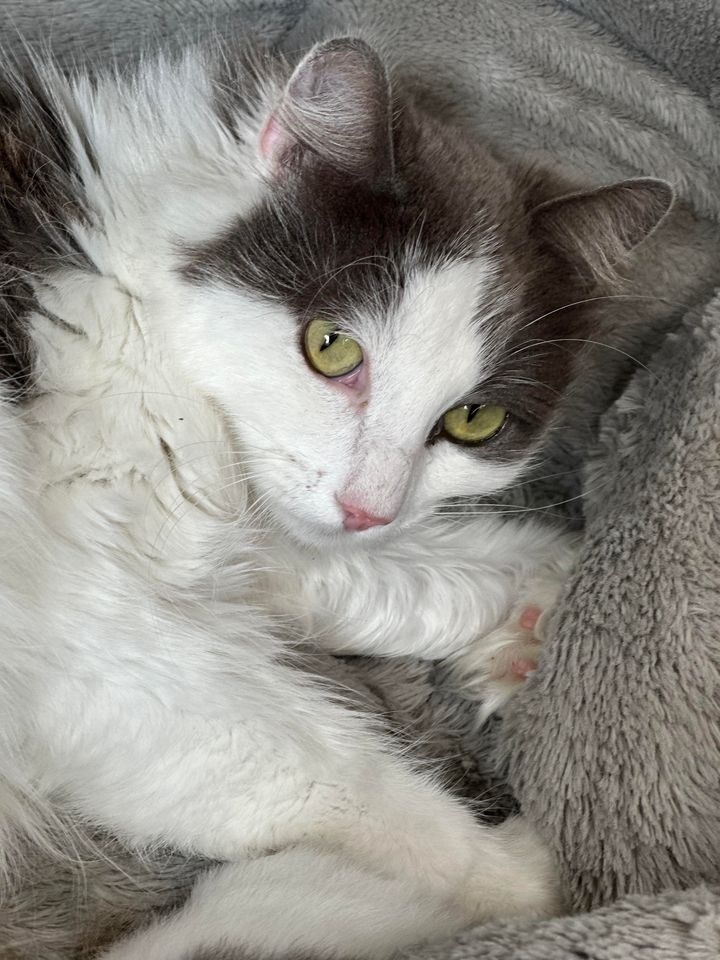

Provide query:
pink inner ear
left=259, top=115, right=293, bottom=169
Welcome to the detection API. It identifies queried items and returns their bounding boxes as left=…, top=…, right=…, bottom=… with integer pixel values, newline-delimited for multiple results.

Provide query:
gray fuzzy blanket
left=2, top=1, right=720, bottom=958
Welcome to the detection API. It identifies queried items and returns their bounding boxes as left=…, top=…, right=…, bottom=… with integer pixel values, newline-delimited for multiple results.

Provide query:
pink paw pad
left=519, top=605, right=542, bottom=631
left=510, top=657, right=537, bottom=679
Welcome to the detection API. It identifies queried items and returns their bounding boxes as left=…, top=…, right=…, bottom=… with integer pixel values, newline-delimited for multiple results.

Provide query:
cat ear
left=530, top=178, right=674, bottom=282
left=259, top=38, right=394, bottom=184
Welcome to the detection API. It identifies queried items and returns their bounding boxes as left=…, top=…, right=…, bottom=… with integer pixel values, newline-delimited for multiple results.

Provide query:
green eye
left=443, top=403, right=507, bottom=445
left=304, top=318, right=363, bottom=378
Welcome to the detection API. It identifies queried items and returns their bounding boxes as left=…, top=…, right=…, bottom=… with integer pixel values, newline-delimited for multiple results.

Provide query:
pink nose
left=338, top=498, right=393, bottom=532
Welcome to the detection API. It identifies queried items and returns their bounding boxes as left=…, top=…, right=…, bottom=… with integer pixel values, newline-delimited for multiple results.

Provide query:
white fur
left=0, top=44, right=576, bottom=957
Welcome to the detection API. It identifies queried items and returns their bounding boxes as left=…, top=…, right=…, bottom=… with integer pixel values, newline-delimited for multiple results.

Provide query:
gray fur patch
left=181, top=949, right=252, bottom=960
left=0, top=72, right=93, bottom=399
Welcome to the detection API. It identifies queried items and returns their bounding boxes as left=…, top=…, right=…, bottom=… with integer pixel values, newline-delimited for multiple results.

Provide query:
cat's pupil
left=320, top=332, right=339, bottom=352
left=467, top=404, right=480, bottom=422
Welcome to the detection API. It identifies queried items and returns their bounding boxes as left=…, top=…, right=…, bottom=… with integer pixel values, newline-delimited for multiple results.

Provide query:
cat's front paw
left=451, top=580, right=562, bottom=721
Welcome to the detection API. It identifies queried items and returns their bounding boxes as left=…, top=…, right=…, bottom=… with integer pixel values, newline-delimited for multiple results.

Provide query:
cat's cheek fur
left=417, top=439, right=531, bottom=505
left=146, top=284, right=352, bottom=532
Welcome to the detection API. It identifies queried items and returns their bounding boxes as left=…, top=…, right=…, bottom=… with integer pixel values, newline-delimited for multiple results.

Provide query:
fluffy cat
left=0, top=35, right=671, bottom=959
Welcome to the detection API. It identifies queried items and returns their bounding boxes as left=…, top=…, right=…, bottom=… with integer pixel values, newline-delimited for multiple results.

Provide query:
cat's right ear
left=259, top=38, right=394, bottom=185
left=530, top=177, right=674, bottom=283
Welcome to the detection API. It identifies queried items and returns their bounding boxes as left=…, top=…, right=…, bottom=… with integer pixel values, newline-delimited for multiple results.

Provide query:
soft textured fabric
left=506, top=293, right=720, bottom=910
left=0, top=0, right=304, bottom=63
left=564, top=0, right=720, bottom=110
left=1, top=1, right=720, bottom=958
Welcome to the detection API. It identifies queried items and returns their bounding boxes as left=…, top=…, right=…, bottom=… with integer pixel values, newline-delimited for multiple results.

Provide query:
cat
left=0, top=35, right=671, bottom=960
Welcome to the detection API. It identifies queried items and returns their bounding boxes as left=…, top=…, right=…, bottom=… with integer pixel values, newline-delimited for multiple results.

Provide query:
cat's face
left=182, top=184, right=543, bottom=546
left=173, top=39, right=669, bottom=548
left=184, top=250, right=523, bottom=548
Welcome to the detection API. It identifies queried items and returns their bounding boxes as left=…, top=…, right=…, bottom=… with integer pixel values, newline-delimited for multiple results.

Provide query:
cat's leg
left=267, top=514, right=578, bottom=695
left=41, top=650, right=560, bottom=934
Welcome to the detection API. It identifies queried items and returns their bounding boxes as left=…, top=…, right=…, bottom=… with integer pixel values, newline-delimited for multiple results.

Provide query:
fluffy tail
left=97, top=847, right=481, bottom=960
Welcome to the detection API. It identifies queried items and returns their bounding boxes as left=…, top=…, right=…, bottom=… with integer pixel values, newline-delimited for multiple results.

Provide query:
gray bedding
left=565, top=0, right=720, bottom=110
left=1, top=0, right=720, bottom=957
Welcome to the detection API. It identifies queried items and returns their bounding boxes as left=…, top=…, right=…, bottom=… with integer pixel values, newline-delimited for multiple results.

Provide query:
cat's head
left=1, top=39, right=670, bottom=549
left=170, top=38, right=671, bottom=547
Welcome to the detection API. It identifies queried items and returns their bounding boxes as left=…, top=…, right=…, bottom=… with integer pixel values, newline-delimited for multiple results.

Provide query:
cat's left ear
left=259, top=37, right=394, bottom=184
left=530, top=177, right=674, bottom=282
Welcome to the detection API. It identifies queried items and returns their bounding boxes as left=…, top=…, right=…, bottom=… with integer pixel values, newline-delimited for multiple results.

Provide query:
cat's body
left=0, top=36, right=681, bottom=959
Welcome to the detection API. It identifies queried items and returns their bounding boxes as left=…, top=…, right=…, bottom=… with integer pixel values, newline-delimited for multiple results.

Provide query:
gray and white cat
left=0, top=35, right=672, bottom=959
